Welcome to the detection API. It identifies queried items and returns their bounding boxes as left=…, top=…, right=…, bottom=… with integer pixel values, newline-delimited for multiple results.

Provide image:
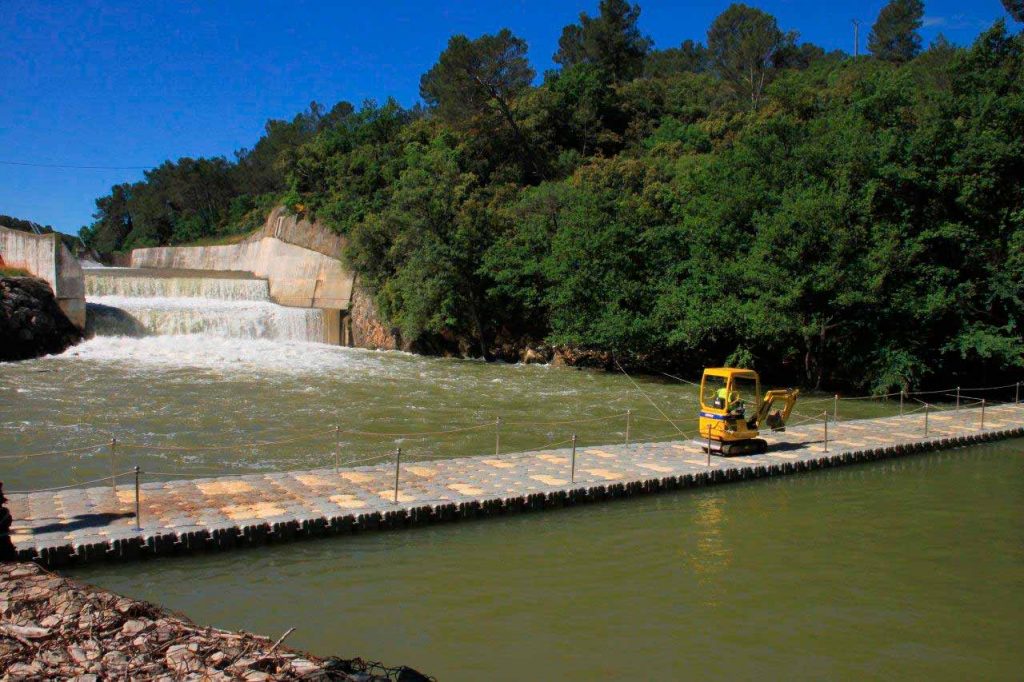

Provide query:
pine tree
left=706, top=3, right=788, bottom=108
left=553, top=0, right=652, bottom=81
left=1002, top=0, right=1024, bottom=23
left=868, top=0, right=925, bottom=63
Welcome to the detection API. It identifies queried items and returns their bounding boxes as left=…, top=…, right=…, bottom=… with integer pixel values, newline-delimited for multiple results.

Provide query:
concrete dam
left=85, top=269, right=333, bottom=343
left=84, top=208, right=360, bottom=345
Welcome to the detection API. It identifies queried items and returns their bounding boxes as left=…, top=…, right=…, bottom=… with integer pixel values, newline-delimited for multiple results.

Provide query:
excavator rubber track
left=694, top=438, right=768, bottom=456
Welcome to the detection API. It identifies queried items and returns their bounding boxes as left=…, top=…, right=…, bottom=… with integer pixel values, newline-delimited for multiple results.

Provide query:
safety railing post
left=133, top=465, right=141, bottom=531
left=495, top=417, right=502, bottom=457
left=393, top=447, right=401, bottom=504
left=833, top=394, right=839, bottom=425
left=334, top=425, right=340, bottom=473
left=570, top=433, right=577, bottom=484
left=900, top=390, right=905, bottom=418
left=109, top=437, right=118, bottom=496
left=823, top=411, right=829, bottom=452
left=924, top=403, right=929, bottom=436
left=625, top=409, right=631, bottom=446
left=956, top=386, right=961, bottom=412
left=706, top=426, right=712, bottom=466
left=1016, top=381, right=1020, bottom=405
left=980, top=399, right=986, bottom=430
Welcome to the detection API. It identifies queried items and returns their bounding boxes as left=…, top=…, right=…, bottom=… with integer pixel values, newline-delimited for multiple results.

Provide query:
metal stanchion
left=823, top=411, right=829, bottom=452
left=393, top=447, right=401, bottom=504
left=570, top=434, right=577, bottom=483
left=833, top=394, right=839, bottom=424
left=1016, top=381, right=1020, bottom=405
left=109, top=437, right=118, bottom=496
left=334, top=425, right=340, bottom=473
left=133, top=466, right=141, bottom=530
left=495, top=417, right=502, bottom=456
left=625, top=409, right=631, bottom=446
left=706, top=426, right=712, bottom=466
left=980, top=399, right=986, bottom=430
left=956, top=386, right=961, bottom=411
left=924, top=403, right=929, bottom=436
left=900, top=390, right=905, bottom=418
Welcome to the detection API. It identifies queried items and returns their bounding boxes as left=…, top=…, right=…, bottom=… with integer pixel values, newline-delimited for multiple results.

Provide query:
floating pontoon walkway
left=8, top=404, right=1024, bottom=567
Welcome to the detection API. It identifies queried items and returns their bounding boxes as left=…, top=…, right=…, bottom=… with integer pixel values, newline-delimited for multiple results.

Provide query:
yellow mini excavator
left=696, top=367, right=799, bottom=456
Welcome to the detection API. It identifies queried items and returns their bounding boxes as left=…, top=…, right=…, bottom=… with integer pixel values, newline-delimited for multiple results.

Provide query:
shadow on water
left=84, top=302, right=148, bottom=337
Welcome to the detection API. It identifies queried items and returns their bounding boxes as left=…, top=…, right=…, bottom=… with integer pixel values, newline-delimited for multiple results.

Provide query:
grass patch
left=0, top=265, right=31, bottom=277
left=178, top=229, right=258, bottom=247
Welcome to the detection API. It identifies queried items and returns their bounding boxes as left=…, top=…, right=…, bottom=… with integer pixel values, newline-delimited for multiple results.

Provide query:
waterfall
left=85, top=270, right=326, bottom=343
left=86, top=272, right=271, bottom=301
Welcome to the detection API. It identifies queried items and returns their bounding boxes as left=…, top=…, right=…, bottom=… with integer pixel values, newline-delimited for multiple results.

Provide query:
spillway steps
left=7, top=404, right=1023, bottom=568
left=83, top=268, right=329, bottom=343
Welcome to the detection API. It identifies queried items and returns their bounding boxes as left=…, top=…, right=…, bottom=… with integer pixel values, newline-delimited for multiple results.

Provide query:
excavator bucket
left=757, top=388, right=800, bottom=431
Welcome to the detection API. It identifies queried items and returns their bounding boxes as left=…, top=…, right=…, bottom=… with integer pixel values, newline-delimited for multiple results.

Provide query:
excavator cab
left=697, top=367, right=799, bottom=456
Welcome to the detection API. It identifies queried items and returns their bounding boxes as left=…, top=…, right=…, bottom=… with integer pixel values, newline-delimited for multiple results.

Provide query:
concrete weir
left=0, top=225, right=85, bottom=328
left=7, top=404, right=1023, bottom=568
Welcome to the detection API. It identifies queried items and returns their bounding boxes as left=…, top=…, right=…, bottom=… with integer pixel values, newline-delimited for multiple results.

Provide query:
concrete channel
left=7, top=403, right=1023, bottom=568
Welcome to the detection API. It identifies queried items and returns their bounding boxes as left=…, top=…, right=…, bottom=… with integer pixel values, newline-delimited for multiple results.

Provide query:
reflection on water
left=692, top=494, right=730, bottom=606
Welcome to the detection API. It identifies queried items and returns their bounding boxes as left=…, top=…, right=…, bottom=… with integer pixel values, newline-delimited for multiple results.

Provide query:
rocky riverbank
left=0, top=276, right=82, bottom=362
left=0, top=562, right=431, bottom=681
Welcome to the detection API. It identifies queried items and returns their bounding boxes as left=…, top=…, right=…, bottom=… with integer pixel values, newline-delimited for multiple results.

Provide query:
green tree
left=553, top=0, right=652, bottom=82
left=347, top=138, right=501, bottom=356
left=707, top=3, right=789, bottom=108
left=420, top=29, right=537, bottom=178
left=542, top=63, right=623, bottom=157
left=0, top=215, right=55, bottom=235
left=286, top=99, right=413, bottom=232
left=868, top=0, right=924, bottom=63
left=644, top=40, right=709, bottom=77
left=80, top=183, right=134, bottom=253
left=1001, top=0, right=1024, bottom=23
left=234, top=101, right=353, bottom=197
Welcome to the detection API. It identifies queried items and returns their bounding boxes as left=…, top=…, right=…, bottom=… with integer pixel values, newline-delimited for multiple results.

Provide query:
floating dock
left=7, top=404, right=1023, bottom=568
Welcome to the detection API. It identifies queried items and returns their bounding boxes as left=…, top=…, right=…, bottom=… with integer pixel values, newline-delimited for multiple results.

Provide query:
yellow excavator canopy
left=703, top=367, right=759, bottom=380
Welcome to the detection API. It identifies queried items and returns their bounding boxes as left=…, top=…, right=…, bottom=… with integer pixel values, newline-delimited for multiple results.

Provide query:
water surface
left=0, top=336, right=900, bottom=491
left=3, top=327, right=1020, bottom=680
left=74, top=442, right=1024, bottom=681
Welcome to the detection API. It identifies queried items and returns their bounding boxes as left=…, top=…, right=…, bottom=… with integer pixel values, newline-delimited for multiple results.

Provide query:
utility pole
left=852, top=20, right=860, bottom=58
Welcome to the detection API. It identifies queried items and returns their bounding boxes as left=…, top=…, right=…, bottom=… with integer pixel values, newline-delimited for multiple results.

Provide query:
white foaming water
left=86, top=272, right=271, bottom=301
left=88, top=296, right=325, bottom=342
left=84, top=269, right=327, bottom=344
left=60, top=335, right=386, bottom=374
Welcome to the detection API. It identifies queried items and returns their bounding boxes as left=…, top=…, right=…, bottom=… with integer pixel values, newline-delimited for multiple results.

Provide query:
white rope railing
left=2, top=378, right=1020, bottom=497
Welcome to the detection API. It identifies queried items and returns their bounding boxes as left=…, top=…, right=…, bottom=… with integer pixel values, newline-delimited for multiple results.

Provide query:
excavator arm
left=755, top=388, right=799, bottom=431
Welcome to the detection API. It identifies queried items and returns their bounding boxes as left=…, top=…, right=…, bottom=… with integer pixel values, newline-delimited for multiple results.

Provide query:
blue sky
left=0, top=0, right=1015, bottom=235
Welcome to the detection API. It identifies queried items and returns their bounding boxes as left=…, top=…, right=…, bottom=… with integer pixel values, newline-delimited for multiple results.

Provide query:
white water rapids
left=85, top=270, right=326, bottom=343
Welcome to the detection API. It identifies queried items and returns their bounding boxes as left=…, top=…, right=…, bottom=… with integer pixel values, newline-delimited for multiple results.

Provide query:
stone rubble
left=0, top=276, right=83, bottom=362
left=0, top=562, right=431, bottom=681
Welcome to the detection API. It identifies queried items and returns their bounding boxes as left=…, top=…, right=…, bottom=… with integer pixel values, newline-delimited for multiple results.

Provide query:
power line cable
left=0, top=160, right=153, bottom=171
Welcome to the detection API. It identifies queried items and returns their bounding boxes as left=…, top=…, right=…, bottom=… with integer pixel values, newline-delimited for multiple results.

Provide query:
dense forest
left=80, top=0, right=1024, bottom=392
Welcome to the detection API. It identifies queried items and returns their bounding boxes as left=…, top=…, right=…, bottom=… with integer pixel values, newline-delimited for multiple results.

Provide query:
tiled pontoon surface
left=8, top=404, right=1023, bottom=567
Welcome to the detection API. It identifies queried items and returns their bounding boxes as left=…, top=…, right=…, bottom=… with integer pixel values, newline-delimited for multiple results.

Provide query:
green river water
left=2, top=337, right=1023, bottom=679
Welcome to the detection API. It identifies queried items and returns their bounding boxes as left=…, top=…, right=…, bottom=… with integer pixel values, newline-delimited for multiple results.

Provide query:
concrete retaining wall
left=257, top=206, right=346, bottom=260
left=0, top=226, right=85, bottom=328
left=132, top=237, right=354, bottom=310
left=127, top=208, right=394, bottom=347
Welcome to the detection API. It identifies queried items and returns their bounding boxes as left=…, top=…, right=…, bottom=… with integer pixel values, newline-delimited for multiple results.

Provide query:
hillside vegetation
left=79, top=1, right=1024, bottom=392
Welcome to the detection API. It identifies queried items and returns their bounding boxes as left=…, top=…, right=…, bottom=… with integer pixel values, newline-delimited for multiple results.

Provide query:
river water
left=1, top=272, right=1022, bottom=679
left=71, top=442, right=1022, bottom=680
